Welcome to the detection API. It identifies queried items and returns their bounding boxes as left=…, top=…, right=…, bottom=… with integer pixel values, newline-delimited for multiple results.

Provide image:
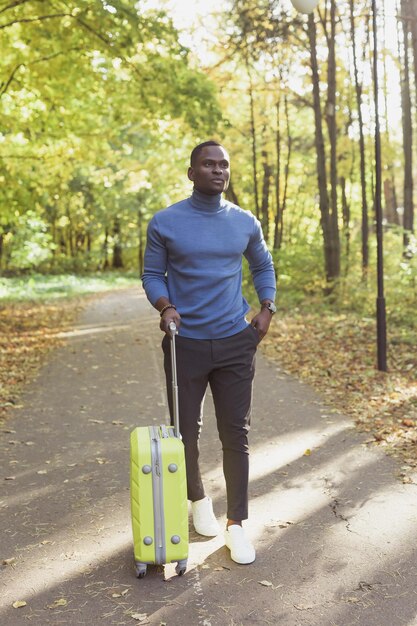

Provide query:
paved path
left=1, top=288, right=416, bottom=626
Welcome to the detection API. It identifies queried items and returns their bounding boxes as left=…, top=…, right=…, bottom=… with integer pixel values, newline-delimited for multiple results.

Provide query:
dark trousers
left=162, top=324, right=259, bottom=521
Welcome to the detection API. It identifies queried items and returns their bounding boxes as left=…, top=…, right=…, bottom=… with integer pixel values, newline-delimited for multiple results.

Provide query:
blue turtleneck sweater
left=142, top=190, right=276, bottom=339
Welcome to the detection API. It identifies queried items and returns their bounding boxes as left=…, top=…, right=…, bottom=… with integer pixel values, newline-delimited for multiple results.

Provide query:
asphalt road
left=1, top=288, right=416, bottom=626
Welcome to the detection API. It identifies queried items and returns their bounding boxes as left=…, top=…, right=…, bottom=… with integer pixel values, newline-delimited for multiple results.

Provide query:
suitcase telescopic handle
left=168, top=322, right=180, bottom=438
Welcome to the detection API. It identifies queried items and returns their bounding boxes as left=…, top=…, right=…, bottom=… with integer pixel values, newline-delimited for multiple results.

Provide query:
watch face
left=264, top=302, right=276, bottom=313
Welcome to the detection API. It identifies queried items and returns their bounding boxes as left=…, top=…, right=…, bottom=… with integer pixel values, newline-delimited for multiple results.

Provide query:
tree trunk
left=225, top=179, right=239, bottom=206
left=273, top=98, right=282, bottom=250
left=260, top=148, right=272, bottom=237
left=400, top=0, right=414, bottom=249
left=274, top=93, right=292, bottom=250
left=340, top=176, right=350, bottom=267
left=138, top=210, right=144, bottom=276
left=382, top=1, right=400, bottom=226
left=349, top=0, right=369, bottom=273
left=112, top=218, right=123, bottom=268
left=103, top=227, right=109, bottom=270
left=246, top=57, right=260, bottom=219
left=325, top=0, right=341, bottom=279
left=308, top=13, right=339, bottom=284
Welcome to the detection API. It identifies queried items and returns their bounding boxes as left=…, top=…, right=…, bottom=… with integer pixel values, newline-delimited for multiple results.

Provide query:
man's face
left=188, top=145, right=230, bottom=196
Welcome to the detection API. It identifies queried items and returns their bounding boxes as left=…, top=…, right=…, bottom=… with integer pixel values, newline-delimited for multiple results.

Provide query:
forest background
left=0, top=0, right=416, bottom=477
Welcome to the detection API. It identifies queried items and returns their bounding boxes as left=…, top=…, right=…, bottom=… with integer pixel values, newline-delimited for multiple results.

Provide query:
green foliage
left=8, top=211, right=54, bottom=269
left=0, top=0, right=222, bottom=274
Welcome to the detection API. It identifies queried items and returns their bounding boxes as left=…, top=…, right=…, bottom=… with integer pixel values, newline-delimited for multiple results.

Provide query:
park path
left=1, top=287, right=416, bottom=626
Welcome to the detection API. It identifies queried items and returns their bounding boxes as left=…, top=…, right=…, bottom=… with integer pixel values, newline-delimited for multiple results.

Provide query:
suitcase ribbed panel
left=130, top=427, right=157, bottom=564
left=161, top=427, right=188, bottom=563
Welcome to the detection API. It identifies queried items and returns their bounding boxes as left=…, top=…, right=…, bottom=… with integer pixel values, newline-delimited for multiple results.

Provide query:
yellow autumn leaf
left=12, top=601, right=27, bottom=609
left=304, top=448, right=311, bottom=456
left=47, top=598, right=68, bottom=609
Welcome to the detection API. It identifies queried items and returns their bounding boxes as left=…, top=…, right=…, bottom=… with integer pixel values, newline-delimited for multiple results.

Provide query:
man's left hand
left=251, top=308, right=273, bottom=341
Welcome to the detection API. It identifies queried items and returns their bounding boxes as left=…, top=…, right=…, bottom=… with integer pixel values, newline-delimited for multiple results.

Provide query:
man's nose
left=212, top=163, right=222, bottom=173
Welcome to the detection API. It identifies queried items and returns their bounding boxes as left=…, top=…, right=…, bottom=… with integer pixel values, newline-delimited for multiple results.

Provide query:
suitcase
left=130, top=322, right=188, bottom=578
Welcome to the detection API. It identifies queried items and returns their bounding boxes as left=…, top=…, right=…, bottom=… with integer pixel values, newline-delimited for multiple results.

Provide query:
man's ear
left=187, top=166, right=194, bottom=182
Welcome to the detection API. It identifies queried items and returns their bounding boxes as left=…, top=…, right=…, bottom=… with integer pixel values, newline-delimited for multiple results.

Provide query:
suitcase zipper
left=150, top=426, right=166, bottom=564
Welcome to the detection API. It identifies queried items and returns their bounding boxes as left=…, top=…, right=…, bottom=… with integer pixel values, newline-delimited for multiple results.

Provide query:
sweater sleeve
left=141, top=215, right=170, bottom=306
left=244, top=217, right=276, bottom=303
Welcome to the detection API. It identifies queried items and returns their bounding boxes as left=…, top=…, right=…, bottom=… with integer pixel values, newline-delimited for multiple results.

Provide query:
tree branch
left=0, top=12, right=70, bottom=29
left=0, top=48, right=83, bottom=98
left=0, top=0, right=40, bottom=16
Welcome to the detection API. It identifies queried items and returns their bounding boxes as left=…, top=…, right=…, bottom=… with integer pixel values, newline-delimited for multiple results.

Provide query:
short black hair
left=190, top=140, right=223, bottom=166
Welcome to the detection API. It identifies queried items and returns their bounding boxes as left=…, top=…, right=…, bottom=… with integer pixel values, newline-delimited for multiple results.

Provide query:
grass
left=0, top=272, right=141, bottom=302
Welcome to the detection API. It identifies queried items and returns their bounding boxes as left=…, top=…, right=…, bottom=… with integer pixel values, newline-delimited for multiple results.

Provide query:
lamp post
left=371, top=0, right=387, bottom=371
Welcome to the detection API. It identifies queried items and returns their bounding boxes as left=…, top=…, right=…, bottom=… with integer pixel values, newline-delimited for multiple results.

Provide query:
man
left=142, top=141, right=276, bottom=564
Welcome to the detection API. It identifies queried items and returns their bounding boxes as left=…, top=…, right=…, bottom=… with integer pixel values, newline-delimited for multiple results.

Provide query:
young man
left=142, top=141, right=276, bottom=564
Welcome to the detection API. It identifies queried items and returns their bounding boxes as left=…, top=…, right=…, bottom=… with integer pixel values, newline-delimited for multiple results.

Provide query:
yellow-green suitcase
left=130, top=324, right=188, bottom=578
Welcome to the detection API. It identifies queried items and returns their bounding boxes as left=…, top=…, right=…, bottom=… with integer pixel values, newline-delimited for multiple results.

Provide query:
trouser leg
left=162, top=334, right=210, bottom=502
left=209, top=326, right=258, bottom=521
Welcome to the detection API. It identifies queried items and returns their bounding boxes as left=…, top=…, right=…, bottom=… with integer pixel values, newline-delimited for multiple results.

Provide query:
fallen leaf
left=258, top=580, right=273, bottom=587
left=47, top=598, right=68, bottom=609
left=131, top=614, right=148, bottom=622
left=88, top=419, right=105, bottom=424
left=25, top=441, right=35, bottom=446
left=37, top=470, right=47, bottom=475
left=304, top=449, right=311, bottom=456
left=12, top=600, right=27, bottom=609
left=5, top=476, right=16, bottom=481
left=3, top=557, right=16, bottom=565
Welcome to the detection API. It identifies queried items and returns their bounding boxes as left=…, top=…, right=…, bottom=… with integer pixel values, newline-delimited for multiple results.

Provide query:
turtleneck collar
left=189, top=188, right=224, bottom=212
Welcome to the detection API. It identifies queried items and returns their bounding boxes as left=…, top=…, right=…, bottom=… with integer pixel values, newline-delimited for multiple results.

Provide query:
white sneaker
left=191, top=497, right=220, bottom=537
left=224, top=525, right=256, bottom=564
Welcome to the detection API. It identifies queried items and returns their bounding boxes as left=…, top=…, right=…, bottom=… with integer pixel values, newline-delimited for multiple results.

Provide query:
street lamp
left=371, top=0, right=388, bottom=371
left=290, top=0, right=319, bottom=13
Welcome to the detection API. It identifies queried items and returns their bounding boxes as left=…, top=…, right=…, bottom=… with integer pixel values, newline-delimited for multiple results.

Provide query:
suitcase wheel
left=175, top=559, right=187, bottom=576
left=135, top=562, right=147, bottom=579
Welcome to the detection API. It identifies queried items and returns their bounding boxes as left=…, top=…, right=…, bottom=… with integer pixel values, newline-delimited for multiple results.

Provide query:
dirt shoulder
left=0, top=299, right=84, bottom=417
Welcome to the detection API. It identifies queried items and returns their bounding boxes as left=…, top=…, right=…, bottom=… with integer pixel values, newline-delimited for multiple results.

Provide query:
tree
left=308, top=12, right=339, bottom=284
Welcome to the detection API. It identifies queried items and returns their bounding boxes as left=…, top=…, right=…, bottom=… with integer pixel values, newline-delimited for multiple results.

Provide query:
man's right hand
left=160, top=308, right=181, bottom=334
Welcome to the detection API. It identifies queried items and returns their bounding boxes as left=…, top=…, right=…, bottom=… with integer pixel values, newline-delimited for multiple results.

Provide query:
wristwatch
left=262, top=301, right=277, bottom=315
